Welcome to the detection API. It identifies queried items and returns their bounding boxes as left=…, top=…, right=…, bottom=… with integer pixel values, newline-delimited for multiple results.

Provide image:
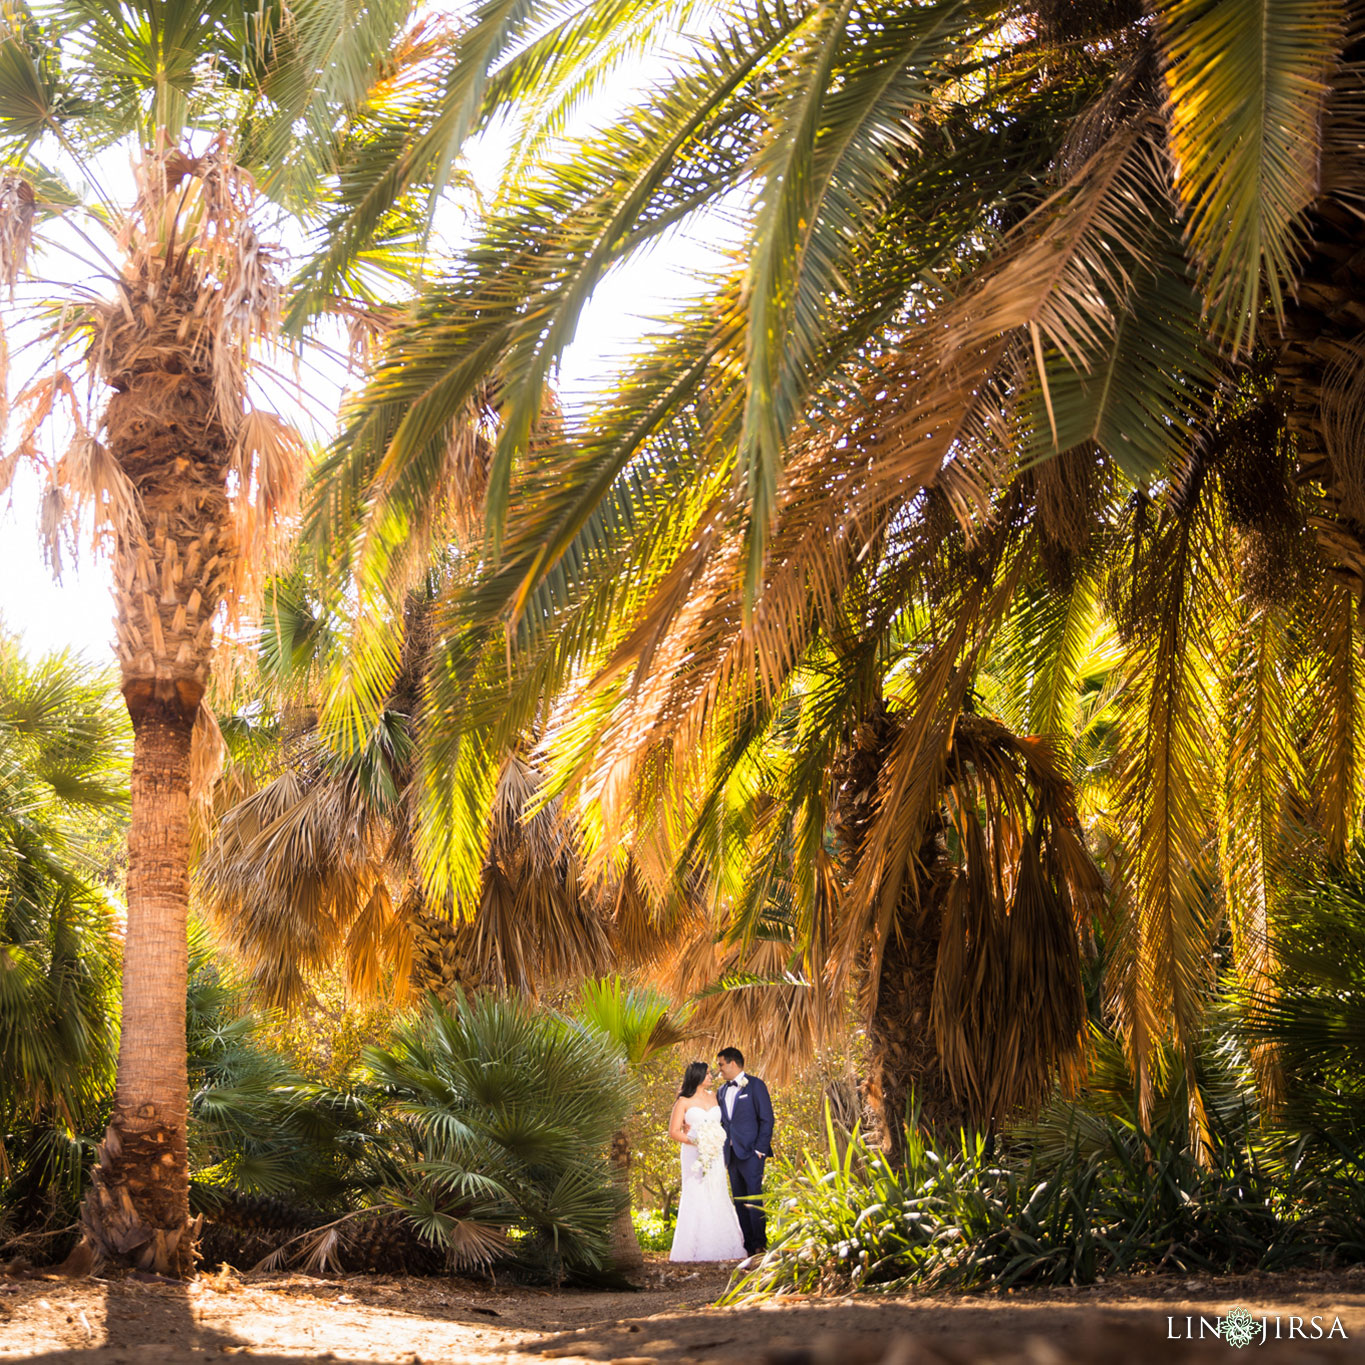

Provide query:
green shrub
left=632, top=1207, right=676, bottom=1252
left=365, top=991, right=634, bottom=1281
left=0, top=646, right=127, bottom=1246
left=727, top=1109, right=1365, bottom=1300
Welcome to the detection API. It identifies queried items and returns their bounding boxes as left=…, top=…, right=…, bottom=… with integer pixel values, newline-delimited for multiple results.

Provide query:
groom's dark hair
left=717, top=1046, right=745, bottom=1067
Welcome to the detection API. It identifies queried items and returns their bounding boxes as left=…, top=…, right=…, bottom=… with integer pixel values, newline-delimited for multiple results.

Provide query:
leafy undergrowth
left=727, top=1116, right=1365, bottom=1300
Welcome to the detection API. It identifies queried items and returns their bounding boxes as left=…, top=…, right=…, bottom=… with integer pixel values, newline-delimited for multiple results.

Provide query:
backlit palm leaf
left=1157, top=0, right=1344, bottom=351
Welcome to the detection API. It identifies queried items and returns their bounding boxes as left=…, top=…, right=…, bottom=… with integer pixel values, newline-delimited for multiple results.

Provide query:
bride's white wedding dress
left=669, top=1103, right=747, bottom=1262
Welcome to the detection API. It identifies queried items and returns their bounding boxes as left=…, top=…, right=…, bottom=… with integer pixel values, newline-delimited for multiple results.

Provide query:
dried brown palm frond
left=602, top=856, right=677, bottom=971
left=197, top=748, right=408, bottom=1007
left=564, top=404, right=1004, bottom=861
left=1318, top=348, right=1365, bottom=526
left=665, top=878, right=846, bottom=1087
left=0, top=173, right=35, bottom=295
left=190, top=703, right=228, bottom=809
left=451, top=752, right=612, bottom=995
left=929, top=716, right=1102, bottom=1124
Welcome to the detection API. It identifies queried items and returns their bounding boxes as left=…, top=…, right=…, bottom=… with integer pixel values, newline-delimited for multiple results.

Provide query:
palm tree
left=575, top=977, right=691, bottom=1271
left=0, top=0, right=453, bottom=1272
left=199, top=579, right=628, bottom=1006
left=307, top=0, right=1365, bottom=1134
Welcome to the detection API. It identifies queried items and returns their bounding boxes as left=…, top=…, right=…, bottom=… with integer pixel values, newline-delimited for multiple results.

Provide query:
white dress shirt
left=725, top=1072, right=746, bottom=1117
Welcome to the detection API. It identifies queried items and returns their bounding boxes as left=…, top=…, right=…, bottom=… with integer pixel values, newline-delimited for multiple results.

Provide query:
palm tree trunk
left=865, top=892, right=967, bottom=1161
left=607, top=1128, right=643, bottom=1271
left=834, top=701, right=968, bottom=1161
left=80, top=696, right=199, bottom=1277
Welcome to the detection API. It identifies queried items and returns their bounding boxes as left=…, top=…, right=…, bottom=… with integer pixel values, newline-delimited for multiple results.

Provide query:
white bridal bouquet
left=694, top=1119, right=725, bottom=1179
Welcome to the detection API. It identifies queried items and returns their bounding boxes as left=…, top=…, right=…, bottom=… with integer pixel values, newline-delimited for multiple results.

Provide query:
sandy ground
left=3, top=1259, right=1365, bottom=1364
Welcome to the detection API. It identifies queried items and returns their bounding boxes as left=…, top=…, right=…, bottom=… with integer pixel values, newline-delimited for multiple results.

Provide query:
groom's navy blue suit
left=718, top=1074, right=774, bottom=1254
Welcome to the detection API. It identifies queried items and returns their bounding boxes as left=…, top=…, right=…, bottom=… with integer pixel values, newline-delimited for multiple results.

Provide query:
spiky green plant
left=364, top=991, right=633, bottom=1281
left=0, top=639, right=127, bottom=1247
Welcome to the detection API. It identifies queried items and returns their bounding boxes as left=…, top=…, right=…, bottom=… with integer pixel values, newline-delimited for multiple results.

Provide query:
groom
left=715, top=1046, right=774, bottom=1255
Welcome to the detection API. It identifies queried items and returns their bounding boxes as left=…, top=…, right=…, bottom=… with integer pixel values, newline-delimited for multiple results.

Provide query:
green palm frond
left=1157, top=0, right=1344, bottom=350
left=575, top=976, right=691, bottom=1066
left=0, top=640, right=126, bottom=1184
left=738, top=0, right=995, bottom=588
left=1108, top=459, right=1232, bottom=1136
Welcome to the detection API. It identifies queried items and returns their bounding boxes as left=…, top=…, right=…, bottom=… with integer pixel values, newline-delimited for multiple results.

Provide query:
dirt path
left=3, top=1261, right=1365, bottom=1363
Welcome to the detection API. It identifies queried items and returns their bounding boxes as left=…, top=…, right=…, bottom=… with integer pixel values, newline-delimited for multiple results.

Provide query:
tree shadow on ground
left=524, top=1293, right=1365, bottom=1365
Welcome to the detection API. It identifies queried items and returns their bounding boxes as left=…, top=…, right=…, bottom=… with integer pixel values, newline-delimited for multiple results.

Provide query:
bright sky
left=0, top=92, right=740, bottom=663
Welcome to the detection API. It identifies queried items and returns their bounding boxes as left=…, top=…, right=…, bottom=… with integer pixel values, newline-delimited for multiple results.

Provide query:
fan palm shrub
left=1243, top=850, right=1365, bottom=1149
left=364, top=991, right=633, bottom=1280
left=184, top=931, right=390, bottom=1222
left=0, top=641, right=127, bottom=1246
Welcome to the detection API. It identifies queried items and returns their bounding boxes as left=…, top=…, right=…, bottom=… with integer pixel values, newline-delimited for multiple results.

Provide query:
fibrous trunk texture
left=864, top=882, right=968, bottom=1161
left=607, top=1129, right=642, bottom=1272
left=409, top=910, right=486, bottom=998
left=81, top=703, right=200, bottom=1276
left=832, top=702, right=965, bottom=1161
left=79, top=170, right=242, bottom=1274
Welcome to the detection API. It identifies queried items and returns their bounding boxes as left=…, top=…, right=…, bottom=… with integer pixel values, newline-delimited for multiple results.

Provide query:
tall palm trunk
left=78, top=157, right=242, bottom=1274
left=832, top=702, right=965, bottom=1160
left=607, top=1129, right=642, bottom=1271
left=81, top=702, right=199, bottom=1276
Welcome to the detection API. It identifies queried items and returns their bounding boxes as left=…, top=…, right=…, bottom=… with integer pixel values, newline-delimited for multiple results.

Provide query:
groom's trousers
left=727, top=1153, right=767, bottom=1252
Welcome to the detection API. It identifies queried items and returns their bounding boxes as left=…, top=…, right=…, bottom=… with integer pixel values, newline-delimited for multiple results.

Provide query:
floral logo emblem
left=1222, top=1306, right=1259, bottom=1349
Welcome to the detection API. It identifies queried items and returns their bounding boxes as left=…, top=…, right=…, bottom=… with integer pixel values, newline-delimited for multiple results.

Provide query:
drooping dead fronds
left=197, top=744, right=407, bottom=1007
left=1319, top=349, right=1365, bottom=525
left=665, top=883, right=846, bottom=1087
left=0, top=174, right=35, bottom=295
left=929, top=716, right=1103, bottom=1123
left=450, top=752, right=613, bottom=995
left=832, top=690, right=1101, bottom=1133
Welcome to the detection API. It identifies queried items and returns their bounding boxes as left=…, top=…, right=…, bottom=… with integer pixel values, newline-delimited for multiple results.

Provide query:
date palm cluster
left=7, top=0, right=1365, bottom=1276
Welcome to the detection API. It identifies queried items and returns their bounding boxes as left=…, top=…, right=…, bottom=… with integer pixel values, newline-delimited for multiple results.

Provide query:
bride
left=667, top=1061, right=747, bottom=1262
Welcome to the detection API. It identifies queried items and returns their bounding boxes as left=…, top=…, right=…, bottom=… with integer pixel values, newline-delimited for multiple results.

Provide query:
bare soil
left=2, top=1258, right=1364, bottom=1364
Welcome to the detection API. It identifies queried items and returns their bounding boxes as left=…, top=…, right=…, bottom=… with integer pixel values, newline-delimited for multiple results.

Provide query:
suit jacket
left=719, top=1075, right=774, bottom=1161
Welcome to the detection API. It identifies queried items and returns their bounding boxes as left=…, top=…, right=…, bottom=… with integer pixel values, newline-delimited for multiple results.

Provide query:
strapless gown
left=669, top=1104, right=747, bottom=1261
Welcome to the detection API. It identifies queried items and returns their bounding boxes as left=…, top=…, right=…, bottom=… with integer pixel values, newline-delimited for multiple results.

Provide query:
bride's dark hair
left=678, top=1061, right=709, bottom=1098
